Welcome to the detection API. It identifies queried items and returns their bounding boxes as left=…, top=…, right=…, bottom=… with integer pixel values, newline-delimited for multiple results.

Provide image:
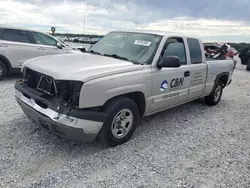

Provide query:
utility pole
left=84, top=16, right=86, bottom=35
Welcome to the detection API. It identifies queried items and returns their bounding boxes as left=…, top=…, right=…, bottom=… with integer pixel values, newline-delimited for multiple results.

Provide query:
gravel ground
left=0, top=62, right=250, bottom=188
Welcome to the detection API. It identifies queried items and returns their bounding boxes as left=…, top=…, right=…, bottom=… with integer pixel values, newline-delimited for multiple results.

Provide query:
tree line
left=52, top=33, right=104, bottom=39
left=229, top=43, right=250, bottom=52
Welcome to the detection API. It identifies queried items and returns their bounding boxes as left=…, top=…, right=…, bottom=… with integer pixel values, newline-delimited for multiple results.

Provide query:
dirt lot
left=0, top=63, right=250, bottom=188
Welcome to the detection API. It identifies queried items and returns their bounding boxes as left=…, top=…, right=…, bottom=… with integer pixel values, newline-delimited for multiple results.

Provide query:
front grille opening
left=24, top=68, right=56, bottom=96
left=23, top=68, right=82, bottom=108
left=25, top=68, right=41, bottom=89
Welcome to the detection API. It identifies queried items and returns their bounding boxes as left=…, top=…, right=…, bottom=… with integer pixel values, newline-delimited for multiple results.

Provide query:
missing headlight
left=55, top=80, right=83, bottom=107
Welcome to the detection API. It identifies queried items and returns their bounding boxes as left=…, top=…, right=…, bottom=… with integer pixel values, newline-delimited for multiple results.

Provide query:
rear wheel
left=0, top=61, right=7, bottom=81
left=98, top=97, right=139, bottom=147
left=205, top=81, right=223, bottom=106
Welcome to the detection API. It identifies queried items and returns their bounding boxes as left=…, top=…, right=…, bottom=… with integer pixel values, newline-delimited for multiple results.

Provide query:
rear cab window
left=1, top=29, right=31, bottom=43
left=187, top=38, right=203, bottom=64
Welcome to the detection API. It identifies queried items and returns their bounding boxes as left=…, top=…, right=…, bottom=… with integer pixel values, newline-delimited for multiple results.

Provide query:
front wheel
left=98, top=97, right=139, bottom=147
left=205, top=81, right=223, bottom=106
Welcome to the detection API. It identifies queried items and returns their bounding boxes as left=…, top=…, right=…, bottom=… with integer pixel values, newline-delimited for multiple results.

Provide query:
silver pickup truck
left=15, top=30, right=235, bottom=146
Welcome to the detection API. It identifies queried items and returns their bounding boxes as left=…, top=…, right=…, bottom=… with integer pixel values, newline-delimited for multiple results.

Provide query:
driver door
left=150, top=37, right=190, bottom=113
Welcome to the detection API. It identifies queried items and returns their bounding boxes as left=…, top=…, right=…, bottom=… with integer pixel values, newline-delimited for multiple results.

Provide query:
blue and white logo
left=160, top=80, right=168, bottom=92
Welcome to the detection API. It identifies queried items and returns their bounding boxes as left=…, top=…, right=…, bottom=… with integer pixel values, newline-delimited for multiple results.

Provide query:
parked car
left=90, top=38, right=102, bottom=44
left=239, top=48, right=250, bottom=65
left=242, top=49, right=250, bottom=70
left=246, top=63, right=250, bottom=71
left=55, top=36, right=68, bottom=42
left=73, top=37, right=80, bottom=43
left=0, top=26, right=81, bottom=80
left=15, top=30, right=235, bottom=146
left=64, top=42, right=90, bottom=52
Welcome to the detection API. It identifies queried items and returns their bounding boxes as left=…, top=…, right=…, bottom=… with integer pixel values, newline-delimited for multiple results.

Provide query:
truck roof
left=112, top=29, right=195, bottom=38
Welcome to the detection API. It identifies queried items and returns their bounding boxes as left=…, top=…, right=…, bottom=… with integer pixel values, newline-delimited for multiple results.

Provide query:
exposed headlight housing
left=55, top=80, right=83, bottom=107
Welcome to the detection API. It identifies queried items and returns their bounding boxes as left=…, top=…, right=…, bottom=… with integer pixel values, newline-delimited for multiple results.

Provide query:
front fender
left=78, top=66, right=152, bottom=109
left=79, top=83, right=147, bottom=109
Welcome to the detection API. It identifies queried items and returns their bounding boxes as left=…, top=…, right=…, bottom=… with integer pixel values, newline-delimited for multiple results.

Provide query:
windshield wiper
left=103, top=54, right=129, bottom=61
left=87, top=50, right=101, bottom=55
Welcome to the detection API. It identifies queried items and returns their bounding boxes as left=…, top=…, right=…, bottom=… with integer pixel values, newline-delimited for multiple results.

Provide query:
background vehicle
left=0, top=26, right=80, bottom=80
left=204, top=43, right=235, bottom=59
left=238, top=48, right=250, bottom=71
left=15, top=30, right=235, bottom=146
left=204, top=43, right=221, bottom=56
left=55, top=36, right=68, bottom=42
left=204, top=43, right=237, bottom=66
left=231, top=47, right=238, bottom=56
left=239, top=48, right=250, bottom=65
left=247, top=63, right=250, bottom=71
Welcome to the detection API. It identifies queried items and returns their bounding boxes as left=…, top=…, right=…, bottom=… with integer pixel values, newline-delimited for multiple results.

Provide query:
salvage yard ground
left=0, top=61, right=250, bottom=188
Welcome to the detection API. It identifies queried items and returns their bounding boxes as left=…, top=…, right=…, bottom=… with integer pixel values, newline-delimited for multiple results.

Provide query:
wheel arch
left=102, top=91, right=146, bottom=117
left=210, top=72, right=229, bottom=95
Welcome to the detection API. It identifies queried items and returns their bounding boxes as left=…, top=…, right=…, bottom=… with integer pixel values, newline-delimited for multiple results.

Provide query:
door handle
left=38, top=48, right=45, bottom=50
left=184, top=71, right=190, bottom=77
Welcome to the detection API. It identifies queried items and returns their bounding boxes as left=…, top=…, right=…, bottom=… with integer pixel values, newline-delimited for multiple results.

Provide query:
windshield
left=89, top=32, right=162, bottom=64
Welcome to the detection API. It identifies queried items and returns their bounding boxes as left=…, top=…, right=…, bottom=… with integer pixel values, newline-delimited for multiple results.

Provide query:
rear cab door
left=150, top=36, right=191, bottom=113
left=30, top=32, right=66, bottom=56
left=0, top=28, right=38, bottom=68
left=186, top=38, right=207, bottom=100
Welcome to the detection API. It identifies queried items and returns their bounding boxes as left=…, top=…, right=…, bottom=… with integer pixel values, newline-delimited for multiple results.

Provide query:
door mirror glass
left=56, top=42, right=63, bottom=49
left=157, top=56, right=181, bottom=68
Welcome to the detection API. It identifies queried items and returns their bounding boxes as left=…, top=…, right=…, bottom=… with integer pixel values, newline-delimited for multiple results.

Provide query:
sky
left=1, top=0, right=250, bottom=42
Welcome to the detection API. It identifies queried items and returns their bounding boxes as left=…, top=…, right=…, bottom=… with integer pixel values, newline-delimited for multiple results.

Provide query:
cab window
left=160, top=37, right=187, bottom=65
left=33, top=32, right=57, bottom=46
left=187, top=38, right=202, bottom=64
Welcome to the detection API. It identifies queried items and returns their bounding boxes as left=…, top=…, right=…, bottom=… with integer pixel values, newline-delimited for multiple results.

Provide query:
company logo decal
left=170, top=77, right=184, bottom=88
left=160, top=80, right=168, bottom=92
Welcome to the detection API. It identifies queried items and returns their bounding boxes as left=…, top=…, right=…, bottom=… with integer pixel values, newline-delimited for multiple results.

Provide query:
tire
left=0, top=61, right=7, bottom=81
left=246, top=62, right=250, bottom=71
left=205, top=81, right=223, bottom=106
left=98, top=97, right=139, bottom=147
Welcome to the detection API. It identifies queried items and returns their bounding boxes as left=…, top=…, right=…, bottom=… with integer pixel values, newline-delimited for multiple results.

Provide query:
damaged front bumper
left=15, top=83, right=107, bottom=143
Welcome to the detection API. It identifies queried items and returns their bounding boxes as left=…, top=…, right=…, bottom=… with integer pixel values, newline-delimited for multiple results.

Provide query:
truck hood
left=24, top=53, right=143, bottom=82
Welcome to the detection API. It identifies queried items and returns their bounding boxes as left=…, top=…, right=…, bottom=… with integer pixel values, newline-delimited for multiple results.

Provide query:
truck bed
left=206, top=57, right=228, bottom=61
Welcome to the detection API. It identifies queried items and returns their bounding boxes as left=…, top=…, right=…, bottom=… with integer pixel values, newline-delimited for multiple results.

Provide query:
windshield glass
left=89, top=32, right=162, bottom=64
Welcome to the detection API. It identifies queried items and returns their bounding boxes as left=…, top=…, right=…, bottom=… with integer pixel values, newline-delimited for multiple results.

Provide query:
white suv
left=0, top=26, right=79, bottom=80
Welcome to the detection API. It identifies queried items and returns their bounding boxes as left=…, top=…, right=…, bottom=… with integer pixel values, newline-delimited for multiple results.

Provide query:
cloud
left=1, top=0, right=250, bottom=42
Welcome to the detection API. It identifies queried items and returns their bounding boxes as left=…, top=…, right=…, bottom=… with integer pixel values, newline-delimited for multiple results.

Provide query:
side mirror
left=56, top=42, right=63, bottom=49
left=157, top=56, right=181, bottom=68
